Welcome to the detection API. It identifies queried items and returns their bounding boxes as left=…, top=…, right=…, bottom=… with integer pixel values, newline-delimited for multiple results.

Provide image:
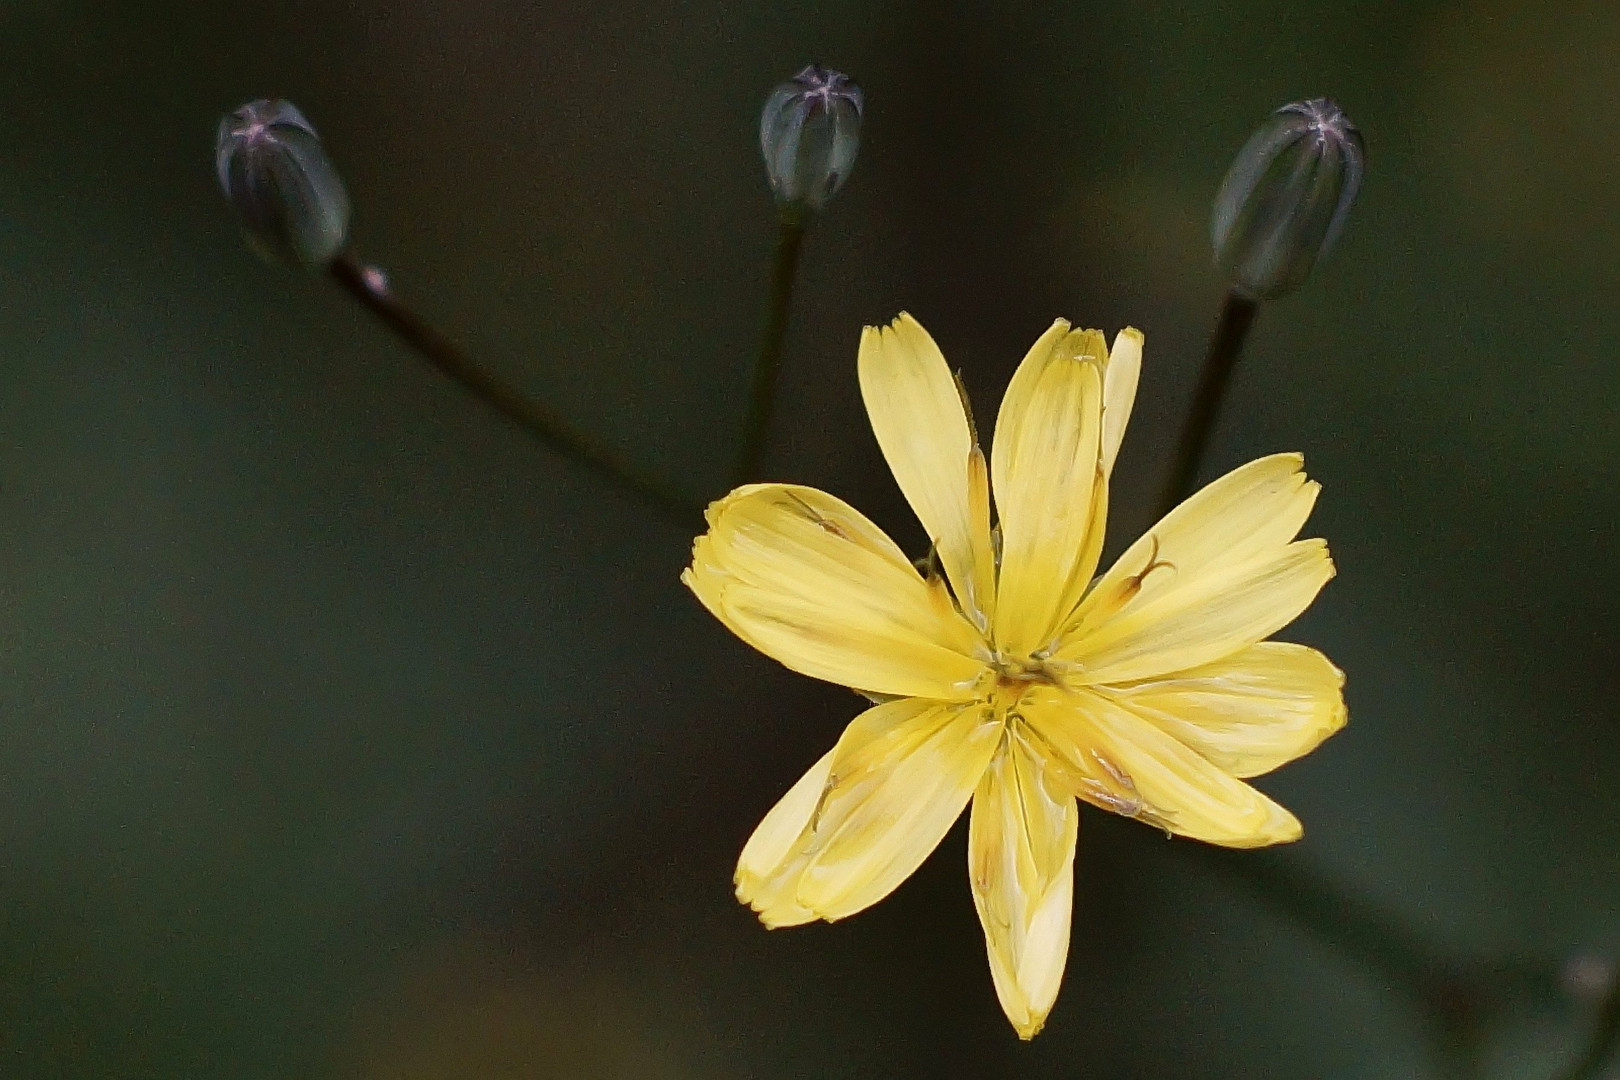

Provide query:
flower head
left=683, top=314, right=1344, bottom=1038
left=216, top=99, right=351, bottom=267
left=759, top=65, right=864, bottom=214
left=1212, top=97, right=1364, bottom=299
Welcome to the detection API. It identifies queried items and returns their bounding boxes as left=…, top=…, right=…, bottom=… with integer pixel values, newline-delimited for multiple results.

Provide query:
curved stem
left=1162, top=288, right=1508, bottom=1077
left=1553, top=974, right=1620, bottom=1080
left=1154, top=289, right=1259, bottom=520
left=733, top=213, right=806, bottom=487
left=1195, top=847, right=1435, bottom=992
left=328, top=251, right=696, bottom=525
left=1193, top=844, right=1584, bottom=1079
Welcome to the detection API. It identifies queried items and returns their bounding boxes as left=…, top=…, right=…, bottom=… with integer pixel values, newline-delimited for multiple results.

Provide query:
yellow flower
left=683, top=313, right=1344, bottom=1038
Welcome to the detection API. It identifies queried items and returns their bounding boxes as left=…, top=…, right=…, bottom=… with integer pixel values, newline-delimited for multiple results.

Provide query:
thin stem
left=1193, top=845, right=1589, bottom=1080
left=1553, top=974, right=1620, bottom=1080
left=1154, top=289, right=1260, bottom=520
left=733, top=213, right=806, bottom=487
left=1432, top=998, right=1485, bottom=1080
left=1193, top=847, right=1435, bottom=992
left=1161, top=288, right=1506, bottom=1075
left=328, top=251, right=695, bottom=525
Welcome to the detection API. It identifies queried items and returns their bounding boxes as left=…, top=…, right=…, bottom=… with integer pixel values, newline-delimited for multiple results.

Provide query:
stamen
left=1091, top=749, right=1135, bottom=790
left=1118, top=534, right=1175, bottom=604
left=1079, top=749, right=1143, bottom=817
left=1079, top=782, right=1143, bottom=817
left=782, top=491, right=855, bottom=542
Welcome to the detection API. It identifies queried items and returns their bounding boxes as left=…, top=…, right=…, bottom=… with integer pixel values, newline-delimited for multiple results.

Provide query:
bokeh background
left=0, top=1, right=1616, bottom=1077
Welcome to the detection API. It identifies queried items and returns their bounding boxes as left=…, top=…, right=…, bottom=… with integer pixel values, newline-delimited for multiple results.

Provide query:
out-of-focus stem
left=1552, top=974, right=1620, bottom=1080
left=1161, top=288, right=1514, bottom=1076
left=733, top=213, right=806, bottom=487
left=328, top=250, right=694, bottom=524
left=1196, top=847, right=1432, bottom=991
left=1197, top=846, right=1491, bottom=1077
left=1154, top=289, right=1260, bottom=520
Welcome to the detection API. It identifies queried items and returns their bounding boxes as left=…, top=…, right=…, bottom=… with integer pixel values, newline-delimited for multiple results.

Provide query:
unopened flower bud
left=1211, top=98, right=1364, bottom=300
left=759, top=65, right=863, bottom=215
left=216, top=99, right=350, bottom=267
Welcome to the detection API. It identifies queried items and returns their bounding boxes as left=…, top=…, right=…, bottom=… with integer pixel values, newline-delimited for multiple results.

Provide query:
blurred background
left=0, top=0, right=1616, bottom=1076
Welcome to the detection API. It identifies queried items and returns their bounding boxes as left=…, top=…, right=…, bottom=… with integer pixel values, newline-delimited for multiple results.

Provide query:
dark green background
left=0, top=1, right=1615, bottom=1076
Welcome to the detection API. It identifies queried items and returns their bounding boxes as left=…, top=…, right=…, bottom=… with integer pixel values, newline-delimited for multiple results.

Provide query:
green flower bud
left=1212, top=98, right=1364, bottom=300
left=760, top=65, right=863, bottom=215
left=216, top=99, right=350, bottom=267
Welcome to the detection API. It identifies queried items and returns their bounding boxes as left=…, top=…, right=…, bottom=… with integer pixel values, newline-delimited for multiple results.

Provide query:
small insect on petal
left=216, top=99, right=351, bottom=267
left=760, top=65, right=864, bottom=215
left=1211, top=98, right=1364, bottom=300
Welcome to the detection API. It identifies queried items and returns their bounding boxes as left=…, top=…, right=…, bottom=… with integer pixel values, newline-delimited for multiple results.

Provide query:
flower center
left=971, top=653, right=1155, bottom=825
left=979, top=652, right=1059, bottom=715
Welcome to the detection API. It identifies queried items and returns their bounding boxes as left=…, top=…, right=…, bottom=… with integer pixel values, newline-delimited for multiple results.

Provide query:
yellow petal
left=1066, top=453, right=1320, bottom=639
left=793, top=698, right=1002, bottom=921
left=683, top=484, right=988, bottom=700
left=989, top=323, right=1107, bottom=655
left=989, top=320, right=1073, bottom=460
left=1058, top=538, right=1334, bottom=685
left=1027, top=687, right=1302, bottom=847
left=1101, top=327, right=1143, bottom=478
left=1103, top=642, right=1346, bottom=778
left=735, top=749, right=834, bottom=928
left=858, top=314, right=997, bottom=630
left=969, top=728, right=1078, bottom=1039
left=1067, top=472, right=1109, bottom=635
left=1056, top=454, right=1332, bottom=684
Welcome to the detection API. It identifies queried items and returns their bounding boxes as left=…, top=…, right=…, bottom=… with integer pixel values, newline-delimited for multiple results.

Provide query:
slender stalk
left=1195, top=847, right=1434, bottom=992
left=328, top=250, right=695, bottom=525
left=1196, top=846, right=1488, bottom=1077
left=1154, top=289, right=1260, bottom=520
left=1161, top=288, right=1508, bottom=1075
left=733, top=213, right=806, bottom=487
left=1431, top=994, right=1485, bottom=1080
left=1552, top=974, right=1620, bottom=1080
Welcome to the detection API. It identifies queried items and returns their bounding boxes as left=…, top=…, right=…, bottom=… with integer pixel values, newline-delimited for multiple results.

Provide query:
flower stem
left=1192, top=847, right=1578, bottom=1079
left=1163, top=288, right=1513, bottom=1075
left=1552, top=973, right=1620, bottom=1080
left=733, top=212, right=807, bottom=487
left=1154, top=289, right=1260, bottom=521
left=328, top=250, right=695, bottom=525
left=1197, top=847, right=1434, bottom=992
